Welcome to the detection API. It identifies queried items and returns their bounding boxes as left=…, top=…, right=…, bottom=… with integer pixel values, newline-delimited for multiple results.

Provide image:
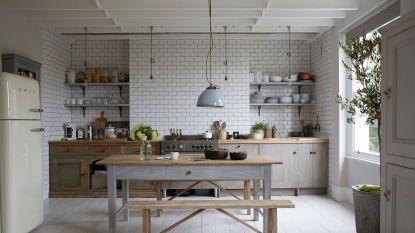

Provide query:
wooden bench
left=125, top=199, right=295, bottom=233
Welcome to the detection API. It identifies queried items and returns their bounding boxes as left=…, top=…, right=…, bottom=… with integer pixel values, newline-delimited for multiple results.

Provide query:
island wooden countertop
left=218, top=137, right=329, bottom=144
left=97, top=154, right=281, bottom=166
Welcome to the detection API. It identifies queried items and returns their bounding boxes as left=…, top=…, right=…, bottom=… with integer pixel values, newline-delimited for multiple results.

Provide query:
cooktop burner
left=161, top=135, right=218, bottom=154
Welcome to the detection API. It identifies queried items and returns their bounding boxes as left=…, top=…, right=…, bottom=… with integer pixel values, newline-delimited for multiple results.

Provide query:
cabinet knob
left=65, top=148, right=71, bottom=153
left=293, top=152, right=296, bottom=155
left=384, top=88, right=392, bottom=99
left=185, top=170, right=192, bottom=175
left=384, top=190, right=391, bottom=202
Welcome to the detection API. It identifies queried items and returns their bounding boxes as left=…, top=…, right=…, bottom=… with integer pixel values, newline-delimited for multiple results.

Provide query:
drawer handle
left=65, top=148, right=72, bottom=153
left=101, top=149, right=107, bottom=153
left=185, top=170, right=192, bottom=175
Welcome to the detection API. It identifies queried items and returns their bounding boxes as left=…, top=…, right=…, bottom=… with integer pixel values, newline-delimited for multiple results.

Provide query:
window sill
left=347, top=154, right=380, bottom=165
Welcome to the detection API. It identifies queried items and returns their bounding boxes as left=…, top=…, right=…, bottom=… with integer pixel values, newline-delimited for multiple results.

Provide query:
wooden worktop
left=48, top=139, right=160, bottom=145
left=98, top=154, right=281, bottom=166
left=218, top=138, right=329, bottom=144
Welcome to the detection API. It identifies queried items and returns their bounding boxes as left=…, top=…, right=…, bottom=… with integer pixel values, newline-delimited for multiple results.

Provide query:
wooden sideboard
left=49, top=140, right=160, bottom=198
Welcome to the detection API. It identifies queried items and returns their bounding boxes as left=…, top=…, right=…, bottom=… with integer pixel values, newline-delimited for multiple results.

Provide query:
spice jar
left=101, top=67, right=109, bottom=83
left=94, top=67, right=101, bottom=83
left=110, top=67, right=119, bottom=83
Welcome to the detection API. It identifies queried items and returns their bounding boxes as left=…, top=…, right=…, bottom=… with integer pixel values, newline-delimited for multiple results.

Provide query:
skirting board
left=331, top=184, right=353, bottom=204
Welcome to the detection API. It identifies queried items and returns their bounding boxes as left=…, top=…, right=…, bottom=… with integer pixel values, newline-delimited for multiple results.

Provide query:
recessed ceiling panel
left=109, top=9, right=262, bottom=18
left=101, top=0, right=268, bottom=9
left=117, top=17, right=256, bottom=27
left=3, top=0, right=97, bottom=9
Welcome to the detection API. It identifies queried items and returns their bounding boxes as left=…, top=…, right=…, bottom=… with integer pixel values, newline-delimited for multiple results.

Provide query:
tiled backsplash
left=41, top=31, right=71, bottom=198
left=311, top=29, right=334, bottom=195
left=129, top=39, right=312, bottom=136
left=70, top=40, right=129, bottom=125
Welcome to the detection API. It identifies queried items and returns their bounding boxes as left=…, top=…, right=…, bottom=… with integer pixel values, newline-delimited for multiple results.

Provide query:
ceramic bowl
left=270, top=76, right=283, bottom=82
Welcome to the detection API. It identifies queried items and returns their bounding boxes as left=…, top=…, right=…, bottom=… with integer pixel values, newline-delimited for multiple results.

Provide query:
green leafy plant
left=337, top=31, right=381, bottom=148
left=251, top=122, right=267, bottom=132
left=130, top=123, right=160, bottom=142
left=359, top=185, right=380, bottom=195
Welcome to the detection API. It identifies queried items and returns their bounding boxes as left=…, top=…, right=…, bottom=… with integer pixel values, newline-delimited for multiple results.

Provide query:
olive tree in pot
left=337, top=31, right=381, bottom=233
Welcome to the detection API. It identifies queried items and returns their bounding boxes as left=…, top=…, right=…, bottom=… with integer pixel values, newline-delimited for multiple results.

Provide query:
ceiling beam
left=268, top=0, right=359, bottom=10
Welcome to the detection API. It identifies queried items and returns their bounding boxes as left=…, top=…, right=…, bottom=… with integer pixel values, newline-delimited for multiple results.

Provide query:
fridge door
left=0, top=72, right=41, bottom=120
left=0, top=120, right=43, bottom=233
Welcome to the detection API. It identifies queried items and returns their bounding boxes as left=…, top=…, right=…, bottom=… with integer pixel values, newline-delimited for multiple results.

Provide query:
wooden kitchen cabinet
left=259, top=143, right=328, bottom=190
left=260, top=144, right=298, bottom=188
left=50, top=158, right=89, bottom=192
left=49, top=141, right=161, bottom=198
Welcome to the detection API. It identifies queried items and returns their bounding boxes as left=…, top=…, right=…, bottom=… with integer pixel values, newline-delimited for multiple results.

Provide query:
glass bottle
left=144, top=141, right=152, bottom=160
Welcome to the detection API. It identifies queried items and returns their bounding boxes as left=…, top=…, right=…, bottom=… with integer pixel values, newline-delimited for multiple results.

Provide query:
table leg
left=268, top=208, right=278, bottom=233
left=244, top=180, right=251, bottom=215
left=263, top=165, right=272, bottom=233
left=107, top=166, right=116, bottom=233
left=253, top=179, right=260, bottom=221
left=155, top=181, right=162, bottom=217
left=122, top=180, right=129, bottom=221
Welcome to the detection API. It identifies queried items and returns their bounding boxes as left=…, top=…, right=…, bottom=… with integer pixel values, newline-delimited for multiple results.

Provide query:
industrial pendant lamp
left=197, top=0, right=224, bottom=108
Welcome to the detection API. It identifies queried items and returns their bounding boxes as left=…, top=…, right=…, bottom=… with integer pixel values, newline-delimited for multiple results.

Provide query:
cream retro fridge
left=0, top=72, right=43, bottom=233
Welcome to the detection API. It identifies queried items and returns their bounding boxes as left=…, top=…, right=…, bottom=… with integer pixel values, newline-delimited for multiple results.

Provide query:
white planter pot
left=252, top=131, right=264, bottom=140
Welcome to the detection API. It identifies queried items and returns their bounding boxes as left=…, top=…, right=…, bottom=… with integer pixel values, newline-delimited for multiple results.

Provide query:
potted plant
left=251, top=122, right=267, bottom=140
left=337, top=31, right=381, bottom=233
left=130, top=123, right=160, bottom=159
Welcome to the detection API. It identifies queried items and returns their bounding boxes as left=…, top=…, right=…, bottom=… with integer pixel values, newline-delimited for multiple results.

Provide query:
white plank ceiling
left=3, top=0, right=359, bottom=34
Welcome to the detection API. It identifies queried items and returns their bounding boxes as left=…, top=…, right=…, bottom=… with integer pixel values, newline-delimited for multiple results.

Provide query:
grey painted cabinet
left=260, top=144, right=298, bottom=188
left=380, top=11, right=415, bottom=233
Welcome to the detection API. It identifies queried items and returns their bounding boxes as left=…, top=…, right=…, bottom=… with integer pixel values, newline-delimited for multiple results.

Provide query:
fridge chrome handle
left=29, top=108, right=44, bottom=113
left=31, top=128, right=45, bottom=132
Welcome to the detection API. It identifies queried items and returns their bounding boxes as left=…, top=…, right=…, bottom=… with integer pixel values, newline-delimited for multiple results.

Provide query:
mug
left=262, top=74, right=270, bottom=82
left=170, top=152, right=179, bottom=160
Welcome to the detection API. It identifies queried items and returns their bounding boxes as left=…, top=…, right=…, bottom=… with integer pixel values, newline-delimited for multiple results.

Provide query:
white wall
left=311, top=0, right=395, bottom=203
left=40, top=31, right=72, bottom=198
left=0, top=0, right=42, bottom=69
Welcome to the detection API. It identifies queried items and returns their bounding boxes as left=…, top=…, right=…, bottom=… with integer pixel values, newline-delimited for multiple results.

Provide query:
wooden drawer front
left=50, top=145, right=88, bottom=156
left=165, top=166, right=264, bottom=180
left=122, top=145, right=140, bottom=155
left=89, top=146, right=121, bottom=157
left=129, top=181, right=154, bottom=191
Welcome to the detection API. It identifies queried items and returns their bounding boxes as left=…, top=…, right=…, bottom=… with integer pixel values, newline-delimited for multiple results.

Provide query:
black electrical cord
left=287, top=26, right=291, bottom=78
left=150, top=26, right=155, bottom=79
left=84, top=27, right=88, bottom=68
left=205, top=0, right=215, bottom=87
left=224, top=26, right=228, bottom=81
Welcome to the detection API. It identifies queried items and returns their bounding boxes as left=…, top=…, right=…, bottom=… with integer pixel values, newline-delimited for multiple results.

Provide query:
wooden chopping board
left=92, top=111, right=107, bottom=130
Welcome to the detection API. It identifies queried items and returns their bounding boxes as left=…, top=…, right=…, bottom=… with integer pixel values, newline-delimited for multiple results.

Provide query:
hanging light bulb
left=197, top=0, right=224, bottom=108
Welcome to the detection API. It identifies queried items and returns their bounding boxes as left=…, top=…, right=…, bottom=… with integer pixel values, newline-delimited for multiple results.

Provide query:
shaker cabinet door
left=50, top=158, right=89, bottom=192
left=260, top=144, right=298, bottom=188
left=384, top=164, right=415, bottom=233
left=311, top=144, right=328, bottom=188
left=383, top=25, right=415, bottom=159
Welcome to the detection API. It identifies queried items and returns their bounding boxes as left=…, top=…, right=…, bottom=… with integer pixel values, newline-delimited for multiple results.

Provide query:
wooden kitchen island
left=98, top=154, right=281, bottom=233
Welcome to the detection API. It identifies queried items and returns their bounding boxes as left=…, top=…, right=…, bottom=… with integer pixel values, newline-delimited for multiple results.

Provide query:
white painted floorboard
left=31, top=195, right=356, bottom=233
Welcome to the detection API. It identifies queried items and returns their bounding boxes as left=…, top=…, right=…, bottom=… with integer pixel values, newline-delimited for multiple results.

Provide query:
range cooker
left=160, top=135, right=220, bottom=197
left=160, top=135, right=218, bottom=154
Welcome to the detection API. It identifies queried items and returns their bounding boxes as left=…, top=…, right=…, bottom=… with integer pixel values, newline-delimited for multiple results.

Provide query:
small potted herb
left=251, top=122, right=267, bottom=140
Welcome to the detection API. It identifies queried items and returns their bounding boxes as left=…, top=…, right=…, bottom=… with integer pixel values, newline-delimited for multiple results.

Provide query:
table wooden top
left=98, top=154, right=281, bottom=166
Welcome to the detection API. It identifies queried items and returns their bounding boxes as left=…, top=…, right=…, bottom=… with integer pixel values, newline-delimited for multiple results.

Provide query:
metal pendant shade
left=197, top=0, right=224, bottom=108
left=197, top=86, right=224, bottom=108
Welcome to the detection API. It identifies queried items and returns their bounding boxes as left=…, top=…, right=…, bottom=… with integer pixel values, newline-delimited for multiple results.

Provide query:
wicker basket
left=352, top=185, right=380, bottom=233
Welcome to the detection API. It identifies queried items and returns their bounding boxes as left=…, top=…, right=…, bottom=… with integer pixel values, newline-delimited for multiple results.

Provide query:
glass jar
left=110, top=67, right=119, bottom=83
left=144, top=141, right=152, bottom=160
left=84, top=67, right=93, bottom=83
left=94, top=67, right=101, bottom=83
left=101, top=67, right=109, bottom=83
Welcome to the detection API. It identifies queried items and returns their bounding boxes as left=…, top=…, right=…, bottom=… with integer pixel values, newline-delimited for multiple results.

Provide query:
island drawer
left=89, top=146, right=122, bottom=157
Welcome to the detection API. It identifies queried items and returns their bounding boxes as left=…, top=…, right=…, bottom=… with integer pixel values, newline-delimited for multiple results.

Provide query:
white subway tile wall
left=129, top=39, right=312, bottom=136
left=40, top=31, right=71, bottom=198
left=311, top=29, right=334, bottom=195
left=70, top=40, right=129, bottom=125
